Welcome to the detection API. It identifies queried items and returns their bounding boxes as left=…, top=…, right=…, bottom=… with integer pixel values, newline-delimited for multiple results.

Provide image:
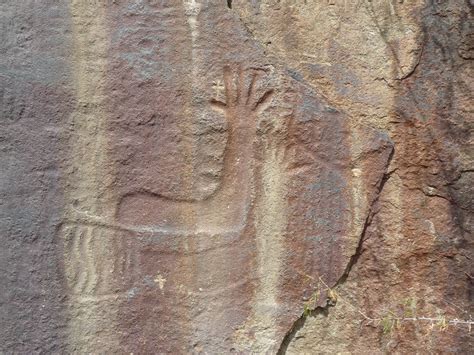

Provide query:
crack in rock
left=277, top=149, right=395, bottom=354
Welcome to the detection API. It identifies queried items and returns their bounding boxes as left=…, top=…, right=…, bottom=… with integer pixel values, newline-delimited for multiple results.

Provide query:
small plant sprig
left=299, top=275, right=473, bottom=333
left=303, top=282, right=321, bottom=317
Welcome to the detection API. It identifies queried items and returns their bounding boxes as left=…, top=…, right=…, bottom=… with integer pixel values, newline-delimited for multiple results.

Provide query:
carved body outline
left=60, top=65, right=275, bottom=296
left=115, top=65, right=274, bottom=233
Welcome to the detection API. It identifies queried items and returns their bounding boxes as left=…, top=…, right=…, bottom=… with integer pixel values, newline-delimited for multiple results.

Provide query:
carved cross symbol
left=154, top=274, right=166, bottom=290
left=184, top=0, right=200, bottom=16
left=212, top=79, right=225, bottom=100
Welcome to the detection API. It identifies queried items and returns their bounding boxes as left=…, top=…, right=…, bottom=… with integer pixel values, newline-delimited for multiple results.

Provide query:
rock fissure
left=2, top=1, right=472, bottom=353
left=277, top=149, right=395, bottom=354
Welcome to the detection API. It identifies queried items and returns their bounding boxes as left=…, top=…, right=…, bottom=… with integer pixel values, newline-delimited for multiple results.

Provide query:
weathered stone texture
left=0, top=0, right=472, bottom=353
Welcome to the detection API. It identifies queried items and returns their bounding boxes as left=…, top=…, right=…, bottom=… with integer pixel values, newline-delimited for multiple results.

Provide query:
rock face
left=0, top=0, right=471, bottom=353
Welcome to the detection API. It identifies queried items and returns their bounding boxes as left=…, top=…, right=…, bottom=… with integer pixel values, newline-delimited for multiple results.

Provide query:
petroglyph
left=212, top=79, right=225, bottom=100
left=58, top=222, right=138, bottom=296
left=117, top=65, right=274, bottom=232
left=59, top=64, right=275, bottom=298
left=0, top=0, right=410, bottom=352
left=183, top=0, right=201, bottom=17
left=210, top=66, right=275, bottom=114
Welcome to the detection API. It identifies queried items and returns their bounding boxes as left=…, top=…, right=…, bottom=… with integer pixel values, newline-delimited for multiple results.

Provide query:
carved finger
left=236, top=65, right=245, bottom=105
left=280, top=143, right=292, bottom=164
left=114, top=230, right=136, bottom=293
left=74, top=225, right=88, bottom=294
left=253, top=89, right=275, bottom=114
left=61, top=224, right=80, bottom=288
left=246, top=71, right=259, bottom=105
left=83, top=226, right=97, bottom=294
left=94, top=228, right=107, bottom=294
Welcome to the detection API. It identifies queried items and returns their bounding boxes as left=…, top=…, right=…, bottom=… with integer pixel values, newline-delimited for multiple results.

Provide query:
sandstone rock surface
left=0, top=0, right=472, bottom=353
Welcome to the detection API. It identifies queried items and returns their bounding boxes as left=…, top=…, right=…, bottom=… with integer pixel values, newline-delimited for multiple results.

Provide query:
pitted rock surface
left=1, top=1, right=472, bottom=353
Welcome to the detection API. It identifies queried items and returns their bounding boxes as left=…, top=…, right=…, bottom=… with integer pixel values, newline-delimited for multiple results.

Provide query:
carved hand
left=210, top=65, right=274, bottom=130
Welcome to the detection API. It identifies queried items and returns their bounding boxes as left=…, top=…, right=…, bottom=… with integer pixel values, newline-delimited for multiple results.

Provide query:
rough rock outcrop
left=0, top=0, right=472, bottom=353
